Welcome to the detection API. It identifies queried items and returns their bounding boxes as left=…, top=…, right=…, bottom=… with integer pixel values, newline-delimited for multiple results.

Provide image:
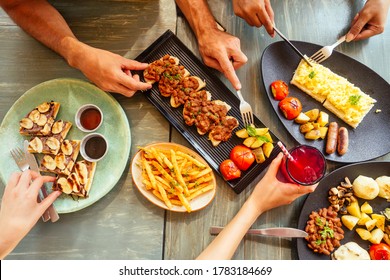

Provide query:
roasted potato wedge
left=305, top=129, right=321, bottom=140
left=294, top=112, right=310, bottom=124
left=304, top=108, right=320, bottom=121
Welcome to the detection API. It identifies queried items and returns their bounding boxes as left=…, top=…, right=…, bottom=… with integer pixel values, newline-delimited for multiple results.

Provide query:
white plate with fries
left=131, top=142, right=216, bottom=213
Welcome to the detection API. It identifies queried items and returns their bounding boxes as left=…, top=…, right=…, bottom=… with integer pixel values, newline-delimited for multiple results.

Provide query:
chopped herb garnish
left=246, top=125, right=257, bottom=137
left=319, top=223, right=334, bottom=239
left=315, top=217, right=323, bottom=227
left=309, top=71, right=316, bottom=79
left=315, top=239, right=325, bottom=245
left=255, top=135, right=270, bottom=143
left=349, top=94, right=361, bottom=105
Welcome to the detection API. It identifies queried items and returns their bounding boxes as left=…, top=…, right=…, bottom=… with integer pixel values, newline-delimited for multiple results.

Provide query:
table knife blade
left=273, top=26, right=313, bottom=67
left=210, top=226, right=308, bottom=238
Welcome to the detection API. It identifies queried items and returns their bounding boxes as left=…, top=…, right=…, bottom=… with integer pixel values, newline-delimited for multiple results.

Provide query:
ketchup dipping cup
left=280, top=144, right=326, bottom=186
left=75, top=104, right=103, bottom=132
left=80, top=133, right=108, bottom=162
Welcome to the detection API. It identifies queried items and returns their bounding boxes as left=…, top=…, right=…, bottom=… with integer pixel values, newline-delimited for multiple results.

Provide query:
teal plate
left=0, top=78, right=131, bottom=213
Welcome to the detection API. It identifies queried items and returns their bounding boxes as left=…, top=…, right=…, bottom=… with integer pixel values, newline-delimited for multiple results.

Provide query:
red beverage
left=281, top=145, right=326, bottom=185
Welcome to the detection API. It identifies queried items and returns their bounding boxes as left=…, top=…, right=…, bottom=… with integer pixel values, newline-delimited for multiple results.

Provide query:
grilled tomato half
left=220, top=159, right=241, bottom=181
left=270, top=80, right=289, bottom=101
left=230, top=145, right=255, bottom=171
left=278, top=96, right=302, bottom=120
left=369, top=243, right=390, bottom=260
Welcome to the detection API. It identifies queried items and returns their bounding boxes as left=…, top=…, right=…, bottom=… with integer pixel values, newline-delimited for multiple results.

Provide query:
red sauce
left=80, top=108, right=101, bottom=130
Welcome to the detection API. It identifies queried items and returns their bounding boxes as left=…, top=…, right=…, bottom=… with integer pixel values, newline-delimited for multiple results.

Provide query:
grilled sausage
left=326, top=122, right=338, bottom=154
left=337, top=127, right=349, bottom=155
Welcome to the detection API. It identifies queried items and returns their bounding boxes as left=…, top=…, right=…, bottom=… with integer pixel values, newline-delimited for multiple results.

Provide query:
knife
left=273, top=26, right=313, bottom=67
left=23, top=140, right=60, bottom=222
left=210, top=226, right=308, bottom=238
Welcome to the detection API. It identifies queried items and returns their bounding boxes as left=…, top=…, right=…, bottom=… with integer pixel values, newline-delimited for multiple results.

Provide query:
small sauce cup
left=80, top=133, right=108, bottom=162
left=75, top=104, right=103, bottom=132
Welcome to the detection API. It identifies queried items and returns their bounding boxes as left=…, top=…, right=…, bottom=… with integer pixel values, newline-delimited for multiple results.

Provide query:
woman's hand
left=346, top=0, right=390, bottom=41
left=0, top=170, right=61, bottom=259
left=248, top=152, right=317, bottom=215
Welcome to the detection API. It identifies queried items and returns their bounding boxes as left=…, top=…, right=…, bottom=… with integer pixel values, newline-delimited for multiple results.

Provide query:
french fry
left=171, top=149, right=190, bottom=196
left=156, top=181, right=172, bottom=209
left=176, top=151, right=207, bottom=169
left=188, top=185, right=215, bottom=201
left=142, top=158, right=157, bottom=190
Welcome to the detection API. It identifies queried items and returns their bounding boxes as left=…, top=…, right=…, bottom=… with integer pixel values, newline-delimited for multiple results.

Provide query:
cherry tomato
left=230, top=145, right=255, bottom=171
left=278, top=96, right=302, bottom=120
left=219, top=159, right=241, bottom=181
left=369, top=243, right=390, bottom=260
left=270, top=80, right=289, bottom=101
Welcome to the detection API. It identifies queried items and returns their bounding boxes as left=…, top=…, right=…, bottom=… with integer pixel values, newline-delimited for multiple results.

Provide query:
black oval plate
left=297, top=161, right=390, bottom=260
left=261, top=41, right=390, bottom=163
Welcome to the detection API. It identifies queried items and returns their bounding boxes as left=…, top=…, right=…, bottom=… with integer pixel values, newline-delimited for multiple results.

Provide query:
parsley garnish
left=315, top=239, right=325, bottom=245
left=315, top=217, right=323, bottom=226
left=246, top=126, right=270, bottom=142
left=308, top=71, right=316, bottom=79
left=246, top=125, right=257, bottom=137
left=349, top=94, right=361, bottom=105
left=319, top=222, right=334, bottom=239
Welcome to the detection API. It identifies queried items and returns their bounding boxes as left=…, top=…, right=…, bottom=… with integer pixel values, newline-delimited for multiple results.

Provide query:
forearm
left=175, top=0, right=220, bottom=39
left=0, top=0, right=84, bottom=65
left=196, top=197, right=263, bottom=260
left=0, top=218, right=23, bottom=260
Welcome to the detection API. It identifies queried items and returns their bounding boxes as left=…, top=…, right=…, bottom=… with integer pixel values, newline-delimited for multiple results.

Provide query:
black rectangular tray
left=135, top=30, right=282, bottom=194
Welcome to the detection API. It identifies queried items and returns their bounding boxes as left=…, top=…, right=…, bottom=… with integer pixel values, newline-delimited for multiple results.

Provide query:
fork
left=236, top=89, right=254, bottom=127
left=310, top=35, right=346, bottom=63
left=10, top=147, right=51, bottom=222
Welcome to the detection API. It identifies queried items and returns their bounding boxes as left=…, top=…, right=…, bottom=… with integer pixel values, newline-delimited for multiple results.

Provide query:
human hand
left=248, top=152, right=317, bottom=215
left=197, top=29, right=247, bottom=90
left=346, top=0, right=390, bottom=41
left=0, top=170, right=61, bottom=259
left=232, top=0, right=274, bottom=36
left=67, top=41, right=152, bottom=97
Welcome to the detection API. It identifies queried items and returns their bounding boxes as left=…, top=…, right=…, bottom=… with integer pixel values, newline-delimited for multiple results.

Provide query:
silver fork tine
left=311, top=52, right=325, bottom=62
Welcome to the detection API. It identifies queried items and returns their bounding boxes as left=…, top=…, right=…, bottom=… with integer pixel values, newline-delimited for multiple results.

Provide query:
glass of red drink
left=280, top=144, right=326, bottom=185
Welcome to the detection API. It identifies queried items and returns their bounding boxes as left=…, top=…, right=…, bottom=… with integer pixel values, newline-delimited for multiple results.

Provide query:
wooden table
left=0, top=0, right=389, bottom=260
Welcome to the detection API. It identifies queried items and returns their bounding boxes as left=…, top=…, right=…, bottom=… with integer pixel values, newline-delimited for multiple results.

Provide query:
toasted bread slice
left=209, top=116, right=239, bottom=146
left=40, top=140, right=81, bottom=175
left=323, top=91, right=376, bottom=128
left=28, top=135, right=64, bottom=155
left=290, top=59, right=328, bottom=103
left=143, top=55, right=180, bottom=84
left=171, top=89, right=211, bottom=108
left=52, top=160, right=97, bottom=198
left=291, top=58, right=376, bottom=128
left=195, top=99, right=231, bottom=136
left=51, top=120, right=72, bottom=139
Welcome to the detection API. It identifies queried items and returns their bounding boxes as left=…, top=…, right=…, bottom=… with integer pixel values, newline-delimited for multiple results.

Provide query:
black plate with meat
left=135, top=30, right=282, bottom=194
